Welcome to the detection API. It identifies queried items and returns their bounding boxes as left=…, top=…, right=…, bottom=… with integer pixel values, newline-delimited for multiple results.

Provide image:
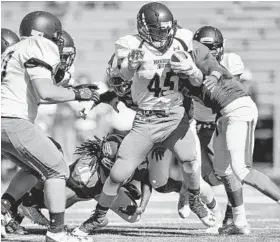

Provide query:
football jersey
left=115, top=29, right=194, bottom=111
left=193, top=52, right=244, bottom=122
left=1, top=36, right=60, bottom=122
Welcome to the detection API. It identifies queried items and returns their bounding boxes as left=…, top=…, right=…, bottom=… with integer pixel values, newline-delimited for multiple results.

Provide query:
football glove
left=118, top=205, right=143, bottom=216
left=73, top=84, right=100, bottom=102
left=128, top=49, right=145, bottom=70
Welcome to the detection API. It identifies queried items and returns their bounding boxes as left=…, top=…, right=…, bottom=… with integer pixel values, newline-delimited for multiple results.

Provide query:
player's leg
left=73, top=127, right=153, bottom=236
left=227, top=115, right=280, bottom=204
left=212, top=117, right=249, bottom=235
left=1, top=118, right=72, bottom=241
left=165, top=112, right=215, bottom=227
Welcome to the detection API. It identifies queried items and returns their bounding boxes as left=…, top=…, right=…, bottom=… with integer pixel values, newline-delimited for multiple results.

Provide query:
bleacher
left=2, top=1, right=280, bottom=119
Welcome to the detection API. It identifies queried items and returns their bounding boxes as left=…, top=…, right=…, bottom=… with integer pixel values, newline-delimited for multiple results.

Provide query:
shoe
left=206, top=205, right=222, bottom=234
left=218, top=223, right=250, bottom=235
left=18, top=205, right=49, bottom=226
left=45, top=230, right=93, bottom=242
left=177, top=185, right=190, bottom=219
left=72, top=210, right=108, bottom=236
left=188, top=192, right=216, bottom=227
left=222, top=204, right=234, bottom=226
left=1, top=213, right=10, bottom=238
left=5, top=216, right=28, bottom=235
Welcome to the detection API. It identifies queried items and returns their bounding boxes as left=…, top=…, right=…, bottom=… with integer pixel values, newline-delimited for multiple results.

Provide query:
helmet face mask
left=106, top=59, right=132, bottom=97
left=59, top=30, right=76, bottom=71
left=137, top=2, right=177, bottom=53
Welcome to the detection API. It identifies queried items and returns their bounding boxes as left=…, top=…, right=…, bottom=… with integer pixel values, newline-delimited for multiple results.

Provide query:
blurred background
left=1, top=1, right=280, bottom=185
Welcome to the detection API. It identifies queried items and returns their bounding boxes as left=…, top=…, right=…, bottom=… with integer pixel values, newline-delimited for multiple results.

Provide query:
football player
left=1, top=28, right=20, bottom=54
left=18, top=133, right=152, bottom=225
left=177, top=33, right=280, bottom=234
left=73, top=2, right=232, bottom=237
left=192, top=26, right=244, bottom=226
left=192, top=26, right=280, bottom=234
left=104, top=53, right=221, bottom=227
left=1, top=11, right=99, bottom=242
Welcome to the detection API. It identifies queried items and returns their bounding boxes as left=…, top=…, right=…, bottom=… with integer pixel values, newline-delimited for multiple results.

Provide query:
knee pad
left=47, top=161, right=70, bottom=180
left=181, top=160, right=199, bottom=174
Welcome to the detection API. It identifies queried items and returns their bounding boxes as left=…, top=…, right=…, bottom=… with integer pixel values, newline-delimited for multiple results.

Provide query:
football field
left=2, top=184, right=280, bottom=242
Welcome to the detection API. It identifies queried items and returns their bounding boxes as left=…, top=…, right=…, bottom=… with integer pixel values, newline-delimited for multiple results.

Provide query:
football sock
left=232, top=204, right=247, bottom=227
left=98, top=177, right=119, bottom=208
left=243, top=169, right=280, bottom=201
left=1, top=193, right=16, bottom=214
left=200, top=178, right=214, bottom=204
left=49, top=212, right=65, bottom=233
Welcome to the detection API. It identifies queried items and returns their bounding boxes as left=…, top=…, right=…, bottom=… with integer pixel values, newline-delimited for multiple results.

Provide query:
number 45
left=147, top=71, right=179, bottom=97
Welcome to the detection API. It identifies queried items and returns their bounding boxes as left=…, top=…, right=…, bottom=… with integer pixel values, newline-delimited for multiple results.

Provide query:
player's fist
left=73, top=86, right=100, bottom=102
left=128, top=49, right=145, bottom=70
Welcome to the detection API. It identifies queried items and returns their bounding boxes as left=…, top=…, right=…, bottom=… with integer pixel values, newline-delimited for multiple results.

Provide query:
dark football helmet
left=107, top=53, right=132, bottom=97
left=137, top=2, right=177, bottom=53
left=1, top=28, right=20, bottom=54
left=193, top=26, right=224, bottom=62
left=60, top=30, right=76, bottom=71
left=19, top=11, right=64, bottom=52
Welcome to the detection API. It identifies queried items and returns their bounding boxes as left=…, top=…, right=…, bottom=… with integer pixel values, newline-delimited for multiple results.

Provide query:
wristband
left=210, top=71, right=222, bottom=80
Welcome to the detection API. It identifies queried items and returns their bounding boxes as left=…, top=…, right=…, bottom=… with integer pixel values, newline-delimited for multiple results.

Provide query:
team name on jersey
left=154, top=59, right=170, bottom=69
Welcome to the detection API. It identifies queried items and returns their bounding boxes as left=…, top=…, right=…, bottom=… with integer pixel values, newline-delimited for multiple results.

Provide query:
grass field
left=2, top=183, right=280, bottom=242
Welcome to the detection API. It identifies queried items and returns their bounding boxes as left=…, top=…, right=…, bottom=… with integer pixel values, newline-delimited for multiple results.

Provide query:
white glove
left=128, top=49, right=145, bottom=70
left=170, top=51, right=198, bottom=78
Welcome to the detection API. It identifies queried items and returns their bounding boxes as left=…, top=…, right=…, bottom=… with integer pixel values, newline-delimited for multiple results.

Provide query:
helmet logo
left=161, top=21, right=172, bottom=28
left=31, top=29, right=44, bottom=37
left=200, top=37, right=214, bottom=43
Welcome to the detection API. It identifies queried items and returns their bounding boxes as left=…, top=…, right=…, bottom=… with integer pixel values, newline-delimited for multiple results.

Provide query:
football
left=170, top=50, right=189, bottom=62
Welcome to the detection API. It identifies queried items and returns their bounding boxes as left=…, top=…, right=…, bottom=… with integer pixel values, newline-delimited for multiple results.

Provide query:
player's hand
left=118, top=205, right=143, bottom=216
left=151, top=145, right=166, bottom=161
left=73, top=86, right=100, bottom=102
left=170, top=52, right=196, bottom=78
left=203, top=75, right=218, bottom=93
left=128, top=49, right=145, bottom=70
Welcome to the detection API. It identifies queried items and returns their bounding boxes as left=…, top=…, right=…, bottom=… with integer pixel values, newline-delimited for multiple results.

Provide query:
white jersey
left=115, top=29, right=194, bottom=111
left=194, top=52, right=244, bottom=122
left=1, top=36, right=60, bottom=122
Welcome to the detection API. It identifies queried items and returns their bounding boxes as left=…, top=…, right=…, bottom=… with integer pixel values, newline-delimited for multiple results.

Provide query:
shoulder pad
left=175, top=28, right=194, bottom=51
left=115, top=34, right=142, bottom=59
left=222, top=53, right=244, bottom=76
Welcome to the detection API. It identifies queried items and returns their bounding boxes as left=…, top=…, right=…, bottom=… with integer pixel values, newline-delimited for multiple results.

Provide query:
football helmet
left=19, top=11, right=64, bottom=52
left=107, top=53, right=132, bottom=97
left=193, top=26, right=224, bottom=62
left=60, top=30, right=76, bottom=71
left=137, top=2, right=177, bottom=53
left=1, top=28, right=20, bottom=54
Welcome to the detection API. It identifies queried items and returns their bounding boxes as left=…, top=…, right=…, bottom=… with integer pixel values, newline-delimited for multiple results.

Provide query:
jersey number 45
left=147, top=71, right=179, bottom=97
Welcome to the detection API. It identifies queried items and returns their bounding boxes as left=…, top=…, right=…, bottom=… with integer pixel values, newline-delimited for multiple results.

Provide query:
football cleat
left=222, top=204, right=234, bottom=226
left=189, top=192, right=216, bottom=227
left=218, top=223, right=250, bottom=235
left=5, top=217, right=28, bottom=235
left=19, top=205, right=49, bottom=226
left=206, top=205, right=222, bottom=234
left=1, top=213, right=9, bottom=238
left=46, top=230, right=93, bottom=242
left=177, top=185, right=190, bottom=219
left=72, top=210, right=108, bottom=236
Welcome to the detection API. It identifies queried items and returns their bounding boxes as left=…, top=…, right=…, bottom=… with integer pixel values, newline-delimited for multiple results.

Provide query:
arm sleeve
left=25, top=37, right=60, bottom=81
left=192, top=40, right=233, bottom=79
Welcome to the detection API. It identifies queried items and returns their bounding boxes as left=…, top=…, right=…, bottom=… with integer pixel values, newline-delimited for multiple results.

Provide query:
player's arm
left=26, top=39, right=99, bottom=104
left=133, top=168, right=152, bottom=213
left=192, top=40, right=233, bottom=80
left=232, top=74, right=242, bottom=82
